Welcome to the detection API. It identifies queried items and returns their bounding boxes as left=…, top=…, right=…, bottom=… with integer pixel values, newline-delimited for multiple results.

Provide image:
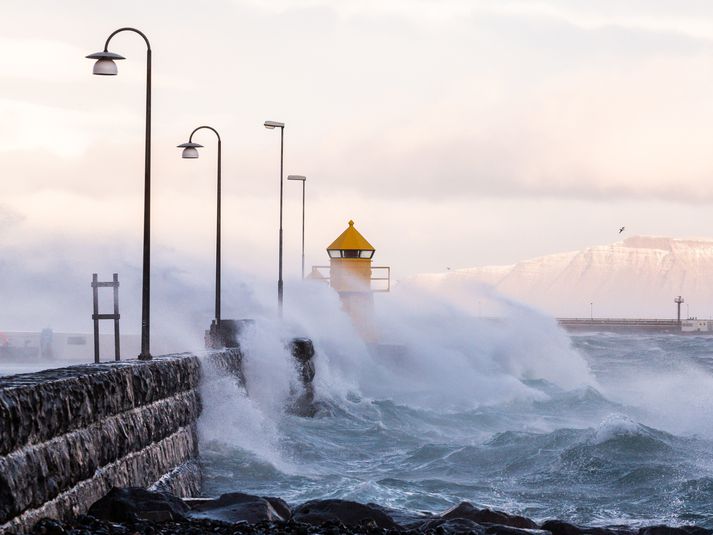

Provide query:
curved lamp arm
left=104, top=27, right=151, bottom=51
left=190, top=125, right=221, bottom=143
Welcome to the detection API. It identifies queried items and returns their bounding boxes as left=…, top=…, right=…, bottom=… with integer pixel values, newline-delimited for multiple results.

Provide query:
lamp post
left=264, top=120, right=285, bottom=316
left=177, top=126, right=222, bottom=331
left=87, top=27, right=153, bottom=360
left=287, top=175, right=307, bottom=279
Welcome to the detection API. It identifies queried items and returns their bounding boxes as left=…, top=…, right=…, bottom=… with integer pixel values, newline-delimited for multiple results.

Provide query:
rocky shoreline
left=23, top=488, right=713, bottom=535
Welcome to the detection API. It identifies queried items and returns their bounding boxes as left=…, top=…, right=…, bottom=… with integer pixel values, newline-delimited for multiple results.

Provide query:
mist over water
left=197, top=279, right=713, bottom=528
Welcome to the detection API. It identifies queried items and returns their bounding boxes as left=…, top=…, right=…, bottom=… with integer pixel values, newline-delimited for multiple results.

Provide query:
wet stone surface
left=0, top=355, right=201, bottom=456
left=27, top=488, right=713, bottom=535
left=0, top=354, right=218, bottom=532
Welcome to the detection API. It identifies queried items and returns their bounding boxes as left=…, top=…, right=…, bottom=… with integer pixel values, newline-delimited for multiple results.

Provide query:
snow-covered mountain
left=410, top=236, right=713, bottom=318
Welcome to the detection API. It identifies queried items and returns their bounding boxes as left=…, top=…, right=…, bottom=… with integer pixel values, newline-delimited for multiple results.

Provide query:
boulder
left=30, top=518, right=68, bottom=535
left=639, top=527, right=713, bottom=535
left=441, top=502, right=538, bottom=529
left=484, top=526, right=552, bottom=535
left=541, top=520, right=590, bottom=535
left=420, top=517, right=487, bottom=533
left=87, top=487, right=189, bottom=523
left=265, top=496, right=293, bottom=521
left=188, top=492, right=290, bottom=523
left=542, top=520, right=635, bottom=535
left=292, top=499, right=400, bottom=529
left=368, top=502, right=435, bottom=530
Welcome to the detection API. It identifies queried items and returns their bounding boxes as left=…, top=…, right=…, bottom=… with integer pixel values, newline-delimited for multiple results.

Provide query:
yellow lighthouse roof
left=327, top=220, right=375, bottom=251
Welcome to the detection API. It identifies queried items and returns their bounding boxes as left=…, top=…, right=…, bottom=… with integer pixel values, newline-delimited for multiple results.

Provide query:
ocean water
left=197, top=283, right=713, bottom=529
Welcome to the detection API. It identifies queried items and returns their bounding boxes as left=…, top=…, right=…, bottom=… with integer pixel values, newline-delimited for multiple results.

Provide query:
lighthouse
left=318, top=220, right=390, bottom=341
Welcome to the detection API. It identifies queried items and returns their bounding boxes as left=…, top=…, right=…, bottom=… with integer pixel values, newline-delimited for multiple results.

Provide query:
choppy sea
left=198, top=330, right=713, bottom=528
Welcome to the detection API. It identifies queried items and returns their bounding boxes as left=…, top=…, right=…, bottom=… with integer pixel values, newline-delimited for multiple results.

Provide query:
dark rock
left=288, top=338, right=317, bottom=417
left=541, top=520, right=588, bottom=535
left=137, top=510, right=175, bottom=522
left=87, top=487, right=189, bottom=523
left=188, top=492, right=290, bottom=523
left=542, top=520, right=635, bottom=535
left=441, top=503, right=538, bottom=530
left=420, top=517, right=487, bottom=533
left=368, top=503, right=435, bottom=530
left=30, top=518, right=67, bottom=535
left=484, top=525, right=551, bottom=535
left=639, top=527, right=713, bottom=535
left=264, top=496, right=293, bottom=521
left=292, top=499, right=400, bottom=529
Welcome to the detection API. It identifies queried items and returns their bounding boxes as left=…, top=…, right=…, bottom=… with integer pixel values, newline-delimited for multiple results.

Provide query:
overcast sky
left=3, top=0, right=713, bottom=324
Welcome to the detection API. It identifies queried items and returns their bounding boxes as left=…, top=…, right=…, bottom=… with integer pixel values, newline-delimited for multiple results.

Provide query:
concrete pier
left=0, top=338, right=316, bottom=534
left=0, top=354, right=210, bottom=533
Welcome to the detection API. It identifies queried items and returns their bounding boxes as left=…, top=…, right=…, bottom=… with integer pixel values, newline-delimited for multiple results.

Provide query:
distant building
left=681, top=319, right=713, bottom=333
left=0, top=329, right=140, bottom=362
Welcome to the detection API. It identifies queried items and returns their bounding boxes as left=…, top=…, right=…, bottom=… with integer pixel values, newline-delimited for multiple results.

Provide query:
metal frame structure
left=91, top=273, right=120, bottom=363
left=310, top=265, right=391, bottom=292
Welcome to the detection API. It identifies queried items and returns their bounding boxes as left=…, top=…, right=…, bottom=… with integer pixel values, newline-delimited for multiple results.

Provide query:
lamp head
left=287, top=175, right=306, bottom=181
left=177, top=142, right=203, bottom=159
left=86, top=51, right=125, bottom=76
left=264, top=120, right=285, bottom=130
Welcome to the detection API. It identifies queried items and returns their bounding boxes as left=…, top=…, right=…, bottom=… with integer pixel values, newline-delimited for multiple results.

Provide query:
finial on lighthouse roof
left=349, top=220, right=354, bottom=226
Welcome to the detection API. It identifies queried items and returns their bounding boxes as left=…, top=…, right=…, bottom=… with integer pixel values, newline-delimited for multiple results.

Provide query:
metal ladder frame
left=91, top=273, right=120, bottom=363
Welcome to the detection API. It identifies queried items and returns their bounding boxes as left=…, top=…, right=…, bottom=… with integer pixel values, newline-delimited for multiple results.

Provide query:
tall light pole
left=287, top=175, right=307, bottom=279
left=177, top=126, right=223, bottom=333
left=264, top=120, right=285, bottom=316
left=87, top=28, right=153, bottom=360
left=590, top=302, right=593, bottom=320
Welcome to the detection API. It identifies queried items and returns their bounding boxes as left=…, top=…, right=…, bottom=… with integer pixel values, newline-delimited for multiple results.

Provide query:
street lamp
left=177, top=126, right=222, bottom=334
left=287, top=175, right=307, bottom=279
left=87, top=27, right=153, bottom=360
left=264, top=120, right=285, bottom=315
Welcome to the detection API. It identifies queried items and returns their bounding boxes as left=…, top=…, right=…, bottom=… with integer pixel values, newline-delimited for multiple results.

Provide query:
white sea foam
left=592, top=414, right=643, bottom=445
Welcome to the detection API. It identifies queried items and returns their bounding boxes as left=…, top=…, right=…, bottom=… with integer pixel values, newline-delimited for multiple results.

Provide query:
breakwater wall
left=557, top=318, right=680, bottom=333
left=0, top=353, right=221, bottom=534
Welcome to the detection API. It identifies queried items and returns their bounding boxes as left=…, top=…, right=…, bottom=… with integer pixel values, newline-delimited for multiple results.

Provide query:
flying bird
left=619, top=226, right=625, bottom=234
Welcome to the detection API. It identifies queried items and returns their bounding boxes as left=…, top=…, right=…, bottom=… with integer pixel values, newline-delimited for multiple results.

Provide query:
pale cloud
left=474, top=0, right=713, bottom=41
left=0, top=37, right=88, bottom=83
left=0, top=98, right=97, bottom=157
left=244, top=0, right=713, bottom=40
left=2, top=0, right=713, bottom=283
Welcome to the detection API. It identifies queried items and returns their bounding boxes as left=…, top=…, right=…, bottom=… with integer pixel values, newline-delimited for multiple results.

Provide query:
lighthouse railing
left=309, top=265, right=390, bottom=292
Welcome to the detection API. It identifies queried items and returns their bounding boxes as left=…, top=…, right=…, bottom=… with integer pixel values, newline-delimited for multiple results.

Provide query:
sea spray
left=196, top=278, right=713, bottom=527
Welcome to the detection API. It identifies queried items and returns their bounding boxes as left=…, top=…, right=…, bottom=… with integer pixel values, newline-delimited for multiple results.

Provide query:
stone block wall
left=0, top=354, right=204, bottom=534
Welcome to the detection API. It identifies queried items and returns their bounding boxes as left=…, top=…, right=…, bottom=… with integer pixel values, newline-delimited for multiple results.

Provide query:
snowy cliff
left=410, top=236, right=713, bottom=318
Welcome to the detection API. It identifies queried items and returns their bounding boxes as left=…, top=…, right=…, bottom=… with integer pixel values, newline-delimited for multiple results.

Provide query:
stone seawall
left=0, top=354, right=208, bottom=534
